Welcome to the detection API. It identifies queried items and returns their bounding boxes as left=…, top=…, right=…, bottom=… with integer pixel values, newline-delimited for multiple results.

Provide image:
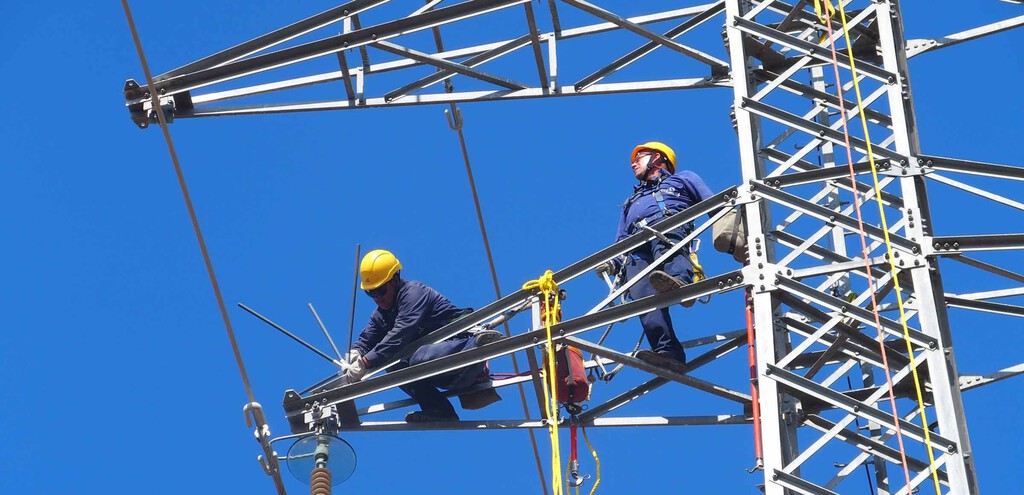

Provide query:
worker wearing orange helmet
left=340, top=249, right=503, bottom=422
left=596, top=141, right=714, bottom=373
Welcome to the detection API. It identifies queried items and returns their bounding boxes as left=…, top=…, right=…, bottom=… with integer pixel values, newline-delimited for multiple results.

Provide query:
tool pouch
left=713, top=208, right=748, bottom=263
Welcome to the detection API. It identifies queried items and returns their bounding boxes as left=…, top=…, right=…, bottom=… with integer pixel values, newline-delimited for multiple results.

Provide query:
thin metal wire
left=452, top=101, right=552, bottom=495
left=425, top=8, right=548, bottom=493
left=120, top=3, right=286, bottom=493
left=347, top=243, right=362, bottom=351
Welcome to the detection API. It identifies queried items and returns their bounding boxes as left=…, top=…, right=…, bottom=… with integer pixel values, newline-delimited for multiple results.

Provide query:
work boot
left=473, top=329, right=505, bottom=346
left=405, top=410, right=459, bottom=423
left=649, top=270, right=696, bottom=307
left=635, top=350, right=688, bottom=374
left=458, top=387, right=503, bottom=410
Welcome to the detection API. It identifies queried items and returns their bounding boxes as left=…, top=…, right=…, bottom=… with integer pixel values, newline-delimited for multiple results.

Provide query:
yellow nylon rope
left=817, top=0, right=943, bottom=492
left=581, top=425, right=601, bottom=495
left=523, top=270, right=564, bottom=495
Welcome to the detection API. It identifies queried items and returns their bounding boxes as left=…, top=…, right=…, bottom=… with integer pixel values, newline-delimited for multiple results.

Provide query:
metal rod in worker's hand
left=238, top=302, right=341, bottom=366
left=347, top=244, right=362, bottom=351
left=309, top=302, right=342, bottom=360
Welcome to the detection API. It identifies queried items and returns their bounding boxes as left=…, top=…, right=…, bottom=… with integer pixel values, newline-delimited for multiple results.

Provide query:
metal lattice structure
left=124, top=1, right=1024, bottom=494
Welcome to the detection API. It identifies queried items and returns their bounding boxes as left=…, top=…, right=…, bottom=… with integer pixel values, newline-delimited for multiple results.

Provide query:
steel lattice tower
left=125, top=1, right=1024, bottom=494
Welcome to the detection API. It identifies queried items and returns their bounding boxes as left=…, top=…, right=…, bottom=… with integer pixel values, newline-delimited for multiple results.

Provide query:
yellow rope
left=581, top=426, right=601, bottom=495
left=523, top=270, right=564, bottom=495
left=689, top=252, right=707, bottom=283
left=822, top=1, right=943, bottom=492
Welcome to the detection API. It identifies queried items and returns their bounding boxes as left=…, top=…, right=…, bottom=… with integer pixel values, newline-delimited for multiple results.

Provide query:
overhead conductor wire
left=120, top=3, right=287, bottom=494
left=425, top=11, right=549, bottom=494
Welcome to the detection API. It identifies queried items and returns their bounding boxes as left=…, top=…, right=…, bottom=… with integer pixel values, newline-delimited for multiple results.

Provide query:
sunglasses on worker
left=365, top=283, right=389, bottom=299
left=633, top=150, right=657, bottom=164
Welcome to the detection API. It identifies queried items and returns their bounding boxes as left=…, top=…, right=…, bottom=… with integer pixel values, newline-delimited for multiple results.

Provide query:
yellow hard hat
left=631, top=141, right=677, bottom=174
left=360, top=249, right=403, bottom=290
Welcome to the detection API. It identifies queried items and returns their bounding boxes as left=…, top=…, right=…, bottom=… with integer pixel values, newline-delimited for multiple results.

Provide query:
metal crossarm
left=143, top=0, right=532, bottom=98
left=156, top=0, right=388, bottom=80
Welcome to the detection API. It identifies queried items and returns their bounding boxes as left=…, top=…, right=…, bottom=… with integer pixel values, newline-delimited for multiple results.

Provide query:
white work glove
left=339, top=349, right=362, bottom=369
left=341, top=356, right=368, bottom=385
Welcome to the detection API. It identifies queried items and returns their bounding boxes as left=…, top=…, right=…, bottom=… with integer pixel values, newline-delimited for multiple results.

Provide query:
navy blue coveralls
left=614, top=168, right=714, bottom=361
left=352, top=279, right=484, bottom=418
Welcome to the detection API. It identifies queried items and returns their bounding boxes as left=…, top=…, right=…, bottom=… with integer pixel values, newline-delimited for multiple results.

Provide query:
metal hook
left=445, top=105, right=463, bottom=131
left=746, top=458, right=764, bottom=473
left=243, top=402, right=282, bottom=476
left=568, top=461, right=590, bottom=487
left=243, top=401, right=263, bottom=429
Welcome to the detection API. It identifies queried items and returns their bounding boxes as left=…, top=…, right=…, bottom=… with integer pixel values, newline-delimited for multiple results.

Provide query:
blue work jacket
left=615, top=169, right=714, bottom=242
left=353, top=279, right=463, bottom=367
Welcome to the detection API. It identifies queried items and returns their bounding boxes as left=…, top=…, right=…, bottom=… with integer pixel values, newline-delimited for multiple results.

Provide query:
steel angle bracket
left=945, top=297, right=1024, bottom=318
left=565, top=336, right=752, bottom=404
left=761, top=159, right=892, bottom=189
left=124, top=79, right=193, bottom=129
left=731, top=12, right=894, bottom=84
left=959, top=363, right=1024, bottom=392
left=770, top=469, right=839, bottom=495
left=765, top=365, right=959, bottom=453
left=918, top=153, right=1024, bottom=182
left=774, top=276, right=937, bottom=350
left=804, top=414, right=948, bottom=482
left=742, top=261, right=786, bottom=294
left=740, top=98, right=905, bottom=164
left=889, top=249, right=928, bottom=270
left=880, top=155, right=932, bottom=178
left=930, top=233, right=1024, bottom=253
left=751, top=181, right=919, bottom=254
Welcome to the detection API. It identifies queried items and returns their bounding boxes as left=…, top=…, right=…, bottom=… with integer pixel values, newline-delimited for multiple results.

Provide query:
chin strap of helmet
left=636, top=153, right=667, bottom=183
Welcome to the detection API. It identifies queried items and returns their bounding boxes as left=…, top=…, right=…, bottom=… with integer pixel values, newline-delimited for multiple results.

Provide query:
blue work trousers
left=393, top=335, right=486, bottom=417
left=624, top=226, right=693, bottom=361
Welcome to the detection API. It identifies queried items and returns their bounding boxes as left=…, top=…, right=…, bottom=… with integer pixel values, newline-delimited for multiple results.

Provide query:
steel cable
left=446, top=101, right=550, bottom=495
left=424, top=11, right=549, bottom=493
left=120, top=2, right=287, bottom=493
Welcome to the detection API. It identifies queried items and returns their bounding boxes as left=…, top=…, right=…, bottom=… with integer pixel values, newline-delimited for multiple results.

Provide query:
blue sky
left=2, top=1, right=1022, bottom=494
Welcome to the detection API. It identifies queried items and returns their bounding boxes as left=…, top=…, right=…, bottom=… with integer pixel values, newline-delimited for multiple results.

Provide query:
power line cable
left=423, top=7, right=549, bottom=492
left=120, top=3, right=286, bottom=493
left=441, top=65, right=551, bottom=495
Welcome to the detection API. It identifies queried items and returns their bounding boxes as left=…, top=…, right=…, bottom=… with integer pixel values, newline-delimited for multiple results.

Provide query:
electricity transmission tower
left=124, top=1, right=1024, bottom=494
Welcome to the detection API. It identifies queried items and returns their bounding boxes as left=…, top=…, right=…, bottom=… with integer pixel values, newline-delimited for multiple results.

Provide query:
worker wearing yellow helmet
left=340, top=249, right=504, bottom=421
left=596, top=141, right=714, bottom=373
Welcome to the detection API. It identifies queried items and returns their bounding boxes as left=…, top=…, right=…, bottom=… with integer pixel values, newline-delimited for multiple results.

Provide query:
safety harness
left=627, top=174, right=708, bottom=287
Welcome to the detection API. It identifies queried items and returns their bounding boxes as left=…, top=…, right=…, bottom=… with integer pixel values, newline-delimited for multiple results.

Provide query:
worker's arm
left=351, top=314, right=386, bottom=358
left=362, top=287, right=431, bottom=367
left=665, top=171, right=715, bottom=216
left=614, top=202, right=630, bottom=243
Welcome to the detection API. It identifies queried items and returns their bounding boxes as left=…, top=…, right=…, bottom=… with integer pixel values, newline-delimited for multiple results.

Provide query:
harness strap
left=728, top=209, right=742, bottom=256
left=652, top=188, right=669, bottom=215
